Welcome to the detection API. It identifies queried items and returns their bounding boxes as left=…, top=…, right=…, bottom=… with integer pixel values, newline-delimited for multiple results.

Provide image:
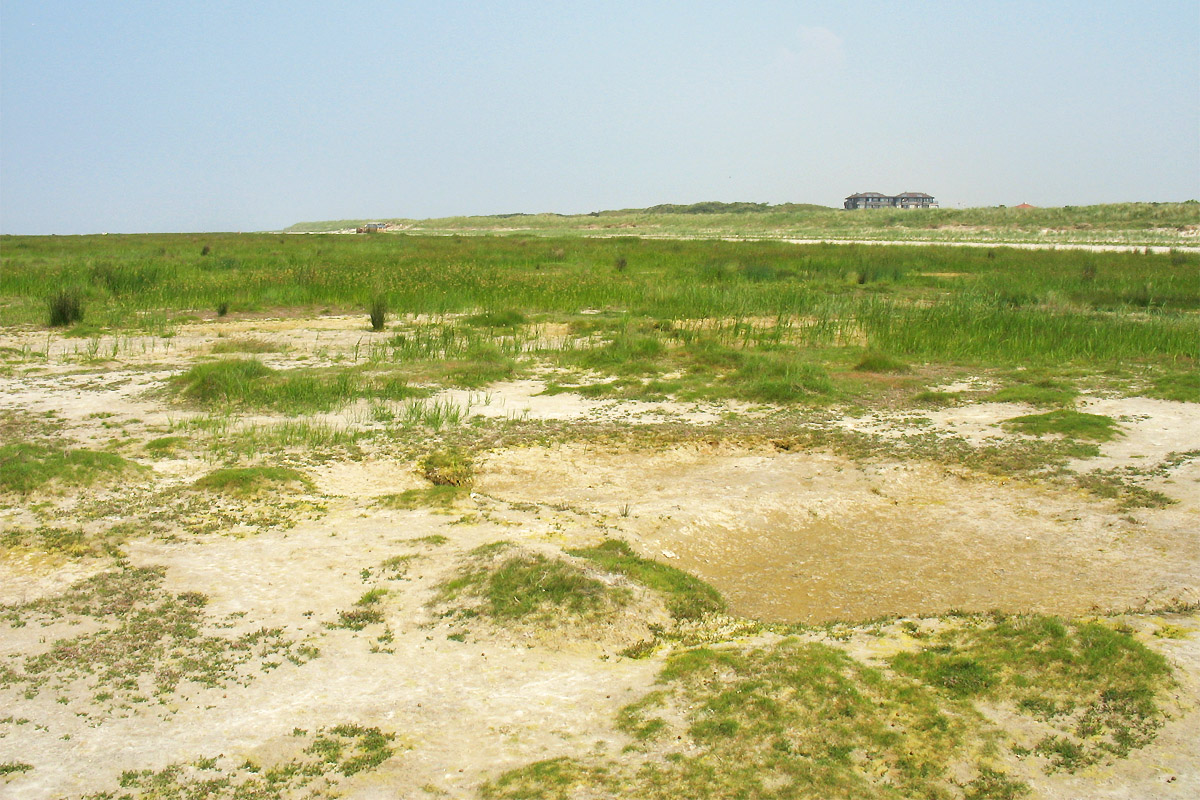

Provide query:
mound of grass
left=891, top=614, right=1172, bottom=771
left=992, top=379, right=1079, bottom=407
left=731, top=355, right=833, bottom=403
left=573, top=332, right=665, bottom=375
left=1002, top=409, right=1120, bottom=441
left=174, top=358, right=275, bottom=404
left=435, top=547, right=623, bottom=622
left=853, top=350, right=910, bottom=373
left=0, top=442, right=135, bottom=493
left=464, top=309, right=527, bottom=328
left=569, top=539, right=724, bottom=620
left=193, top=466, right=311, bottom=496
left=173, top=359, right=426, bottom=413
left=419, top=449, right=473, bottom=487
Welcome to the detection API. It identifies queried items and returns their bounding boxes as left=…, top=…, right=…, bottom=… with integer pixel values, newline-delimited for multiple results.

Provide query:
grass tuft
left=569, top=540, right=725, bottom=620
left=419, top=449, right=474, bottom=487
left=47, top=289, right=84, bottom=327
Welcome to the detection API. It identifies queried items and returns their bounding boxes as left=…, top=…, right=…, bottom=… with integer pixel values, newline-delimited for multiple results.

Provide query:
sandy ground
left=1, top=315, right=1198, bottom=799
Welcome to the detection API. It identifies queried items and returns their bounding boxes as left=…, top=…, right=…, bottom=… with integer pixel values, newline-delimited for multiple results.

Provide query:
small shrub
left=215, top=301, right=229, bottom=317
left=369, top=296, right=388, bottom=331
left=420, top=449, right=473, bottom=487
left=48, top=289, right=84, bottom=327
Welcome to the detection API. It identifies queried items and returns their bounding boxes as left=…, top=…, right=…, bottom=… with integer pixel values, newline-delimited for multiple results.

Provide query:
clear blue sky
left=2, top=1, right=1198, bottom=234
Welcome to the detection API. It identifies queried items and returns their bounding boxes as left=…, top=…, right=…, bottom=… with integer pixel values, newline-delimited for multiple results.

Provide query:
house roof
left=895, top=192, right=934, bottom=199
left=846, top=192, right=891, bottom=199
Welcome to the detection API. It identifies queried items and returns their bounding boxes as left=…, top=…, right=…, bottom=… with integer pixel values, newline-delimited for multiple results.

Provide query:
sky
left=2, top=1, right=1198, bottom=234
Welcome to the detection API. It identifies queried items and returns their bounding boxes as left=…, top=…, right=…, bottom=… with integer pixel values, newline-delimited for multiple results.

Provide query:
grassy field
left=283, top=201, right=1200, bottom=246
left=1, top=229, right=1198, bottom=799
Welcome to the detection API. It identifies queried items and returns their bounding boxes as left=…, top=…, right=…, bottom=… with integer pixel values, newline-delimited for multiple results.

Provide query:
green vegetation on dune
left=285, top=201, right=1199, bottom=244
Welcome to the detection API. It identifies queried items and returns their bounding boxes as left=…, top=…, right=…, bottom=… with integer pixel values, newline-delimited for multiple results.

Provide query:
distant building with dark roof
left=845, top=191, right=938, bottom=210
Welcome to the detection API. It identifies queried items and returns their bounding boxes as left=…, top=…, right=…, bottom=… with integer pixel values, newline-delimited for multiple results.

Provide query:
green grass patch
left=172, top=358, right=426, bottom=413
left=78, top=726, right=394, bottom=798
left=435, top=548, right=624, bottom=623
left=2, top=567, right=316, bottom=710
left=193, top=466, right=311, bottom=496
left=568, top=540, right=725, bottom=621
left=0, top=762, right=33, bottom=776
left=1002, top=409, right=1120, bottom=441
left=910, top=390, right=961, bottom=407
left=992, top=380, right=1079, bottom=407
left=0, top=442, right=135, bottom=493
left=1144, top=370, right=1200, bottom=403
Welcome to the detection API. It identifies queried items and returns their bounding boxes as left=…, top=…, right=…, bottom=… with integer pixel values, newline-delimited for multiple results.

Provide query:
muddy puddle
left=482, top=446, right=1200, bottom=624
